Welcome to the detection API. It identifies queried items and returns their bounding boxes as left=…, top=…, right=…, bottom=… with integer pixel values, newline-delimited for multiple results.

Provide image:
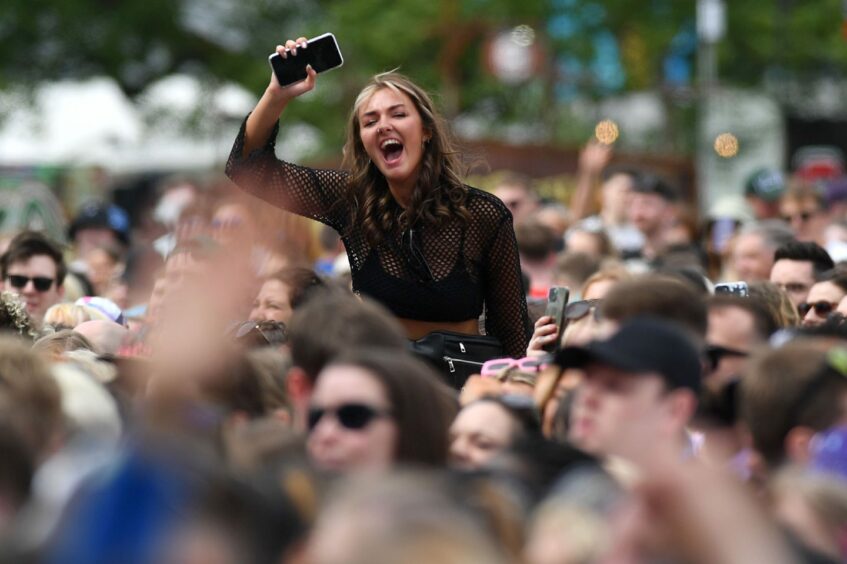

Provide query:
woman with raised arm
left=226, top=37, right=530, bottom=383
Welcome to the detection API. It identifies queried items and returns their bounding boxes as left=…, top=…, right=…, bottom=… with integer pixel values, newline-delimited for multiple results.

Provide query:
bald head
left=74, top=320, right=128, bottom=355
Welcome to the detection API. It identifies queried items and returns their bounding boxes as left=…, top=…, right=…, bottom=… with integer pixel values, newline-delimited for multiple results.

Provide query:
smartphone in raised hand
left=543, top=286, right=570, bottom=353
left=268, top=33, right=344, bottom=87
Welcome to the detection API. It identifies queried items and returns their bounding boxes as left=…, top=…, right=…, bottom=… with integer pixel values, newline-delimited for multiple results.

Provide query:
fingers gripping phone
left=543, top=286, right=570, bottom=353
left=269, top=33, right=344, bottom=87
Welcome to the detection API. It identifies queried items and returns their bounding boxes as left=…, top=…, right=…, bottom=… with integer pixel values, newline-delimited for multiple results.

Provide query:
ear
left=784, top=426, right=816, bottom=466
left=666, top=389, right=698, bottom=430
left=56, top=283, right=65, bottom=298
left=286, top=366, right=313, bottom=405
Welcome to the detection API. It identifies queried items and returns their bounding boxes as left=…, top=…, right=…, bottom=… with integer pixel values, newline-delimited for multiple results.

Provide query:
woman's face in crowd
left=250, top=279, right=292, bottom=324
left=211, top=204, right=252, bottom=246
left=307, top=365, right=398, bottom=473
left=358, top=87, right=429, bottom=193
left=449, top=401, right=516, bottom=471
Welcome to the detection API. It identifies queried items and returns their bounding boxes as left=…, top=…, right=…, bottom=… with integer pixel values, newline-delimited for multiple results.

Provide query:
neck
left=388, top=179, right=415, bottom=209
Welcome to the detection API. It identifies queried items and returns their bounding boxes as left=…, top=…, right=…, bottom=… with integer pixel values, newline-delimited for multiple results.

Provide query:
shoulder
left=464, top=186, right=512, bottom=224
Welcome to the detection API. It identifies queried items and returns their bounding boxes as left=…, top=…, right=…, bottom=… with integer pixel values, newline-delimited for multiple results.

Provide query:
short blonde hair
left=43, top=303, right=108, bottom=330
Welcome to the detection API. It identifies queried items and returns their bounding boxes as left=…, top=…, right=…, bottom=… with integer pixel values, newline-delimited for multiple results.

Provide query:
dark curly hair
left=341, top=72, right=471, bottom=246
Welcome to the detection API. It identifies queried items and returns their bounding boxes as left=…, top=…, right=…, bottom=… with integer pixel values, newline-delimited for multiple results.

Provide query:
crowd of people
left=0, top=41, right=845, bottom=563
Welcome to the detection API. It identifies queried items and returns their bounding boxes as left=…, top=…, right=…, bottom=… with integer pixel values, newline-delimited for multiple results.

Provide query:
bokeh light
left=510, top=25, right=536, bottom=47
left=714, top=132, right=739, bottom=158
left=594, top=120, right=619, bottom=145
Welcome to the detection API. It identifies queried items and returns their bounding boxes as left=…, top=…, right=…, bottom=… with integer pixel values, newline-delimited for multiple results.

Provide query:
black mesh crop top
left=225, top=120, right=530, bottom=358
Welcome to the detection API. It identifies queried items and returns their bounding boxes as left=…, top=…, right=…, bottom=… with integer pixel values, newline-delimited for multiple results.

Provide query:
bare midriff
left=399, top=317, right=480, bottom=341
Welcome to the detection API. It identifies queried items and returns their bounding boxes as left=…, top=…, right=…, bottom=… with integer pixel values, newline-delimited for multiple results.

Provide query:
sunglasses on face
left=565, top=299, right=602, bottom=322
left=231, top=320, right=288, bottom=347
left=481, top=356, right=549, bottom=377
left=704, top=344, right=749, bottom=373
left=799, top=301, right=837, bottom=317
left=7, top=275, right=54, bottom=292
left=307, top=403, right=392, bottom=433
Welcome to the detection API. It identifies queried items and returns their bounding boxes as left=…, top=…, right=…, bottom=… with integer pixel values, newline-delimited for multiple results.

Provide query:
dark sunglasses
left=704, top=344, right=749, bottom=372
left=307, top=403, right=392, bottom=432
left=565, top=299, right=602, bottom=322
left=798, top=301, right=837, bottom=317
left=7, top=275, right=54, bottom=292
left=231, top=320, right=288, bottom=347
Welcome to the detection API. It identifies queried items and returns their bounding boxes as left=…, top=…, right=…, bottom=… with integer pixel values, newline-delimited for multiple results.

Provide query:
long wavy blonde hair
left=342, top=72, right=470, bottom=246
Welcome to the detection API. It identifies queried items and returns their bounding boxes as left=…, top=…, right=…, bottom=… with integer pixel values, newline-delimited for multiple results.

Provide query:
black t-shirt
left=226, top=120, right=530, bottom=357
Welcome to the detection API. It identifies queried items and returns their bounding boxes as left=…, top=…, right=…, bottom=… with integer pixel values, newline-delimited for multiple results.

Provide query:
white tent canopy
left=0, top=75, right=257, bottom=173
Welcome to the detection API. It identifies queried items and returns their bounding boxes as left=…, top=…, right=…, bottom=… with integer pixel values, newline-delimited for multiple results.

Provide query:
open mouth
left=379, top=138, right=404, bottom=164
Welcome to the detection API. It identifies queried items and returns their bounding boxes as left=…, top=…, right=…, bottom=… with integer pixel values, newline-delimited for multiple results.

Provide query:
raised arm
left=226, top=38, right=348, bottom=229
left=570, top=139, right=613, bottom=220
left=242, top=39, right=316, bottom=157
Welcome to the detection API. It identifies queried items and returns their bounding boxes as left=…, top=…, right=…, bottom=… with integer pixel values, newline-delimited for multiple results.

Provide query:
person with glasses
left=0, top=231, right=66, bottom=327
left=306, top=350, right=455, bottom=473
left=704, top=295, right=777, bottom=394
left=799, top=271, right=847, bottom=327
left=779, top=182, right=829, bottom=246
left=226, top=37, right=530, bottom=365
left=769, top=241, right=834, bottom=310
left=527, top=266, right=630, bottom=356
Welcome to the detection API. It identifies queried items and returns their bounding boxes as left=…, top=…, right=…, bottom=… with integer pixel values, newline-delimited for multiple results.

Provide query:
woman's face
left=249, top=279, right=292, bottom=324
left=211, top=204, right=252, bottom=246
left=358, top=87, right=429, bottom=193
left=449, top=401, right=516, bottom=471
left=307, top=365, right=398, bottom=473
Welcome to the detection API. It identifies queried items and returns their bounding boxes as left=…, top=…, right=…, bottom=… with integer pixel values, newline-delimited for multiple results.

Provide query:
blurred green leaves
left=1, top=0, right=846, bottom=156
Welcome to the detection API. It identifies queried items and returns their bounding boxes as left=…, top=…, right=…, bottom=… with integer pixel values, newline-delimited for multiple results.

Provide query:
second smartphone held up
left=543, top=286, right=570, bottom=353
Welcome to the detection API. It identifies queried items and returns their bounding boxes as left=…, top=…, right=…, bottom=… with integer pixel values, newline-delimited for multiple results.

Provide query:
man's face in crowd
left=770, top=259, right=815, bottom=309
left=3, top=255, right=63, bottom=324
left=493, top=184, right=536, bottom=226
left=706, top=306, right=758, bottom=391
left=570, top=364, right=677, bottom=462
left=801, top=281, right=846, bottom=327
left=731, top=232, right=775, bottom=282
left=601, top=173, right=634, bottom=224
left=780, top=197, right=827, bottom=244
left=627, top=192, right=670, bottom=237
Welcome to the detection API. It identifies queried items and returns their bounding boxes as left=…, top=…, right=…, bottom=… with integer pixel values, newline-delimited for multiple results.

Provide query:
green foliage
left=2, top=0, right=846, bottom=157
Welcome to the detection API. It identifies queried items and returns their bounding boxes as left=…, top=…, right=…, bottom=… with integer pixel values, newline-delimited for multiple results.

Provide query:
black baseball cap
left=68, top=201, right=131, bottom=245
left=555, top=317, right=702, bottom=394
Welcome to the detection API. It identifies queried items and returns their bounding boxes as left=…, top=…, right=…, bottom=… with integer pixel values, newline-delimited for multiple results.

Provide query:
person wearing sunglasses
left=249, top=267, right=325, bottom=326
left=779, top=183, right=828, bottom=246
left=769, top=241, right=834, bottom=311
left=799, top=272, right=847, bottom=327
left=0, top=231, right=66, bottom=327
left=307, top=350, right=456, bottom=473
left=704, top=295, right=776, bottom=393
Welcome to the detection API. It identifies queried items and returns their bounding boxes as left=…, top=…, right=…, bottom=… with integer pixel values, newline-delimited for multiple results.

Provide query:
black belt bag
left=409, top=331, right=504, bottom=390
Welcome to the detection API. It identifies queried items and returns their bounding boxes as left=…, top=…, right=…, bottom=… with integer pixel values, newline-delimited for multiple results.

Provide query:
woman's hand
left=527, top=315, right=558, bottom=357
left=267, top=37, right=318, bottom=102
